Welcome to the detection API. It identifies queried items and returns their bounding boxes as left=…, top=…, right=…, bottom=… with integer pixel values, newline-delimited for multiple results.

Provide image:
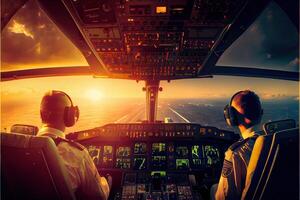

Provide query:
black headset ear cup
left=64, top=106, right=75, bottom=127
left=230, top=107, right=239, bottom=126
left=224, top=105, right=239, bottom=126
left=74, top=106, right=79, bottom=122
left=64, top=106, right=79, bottom=127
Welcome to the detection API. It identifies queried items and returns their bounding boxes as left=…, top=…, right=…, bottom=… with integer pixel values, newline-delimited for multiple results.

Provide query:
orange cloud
left=8, top=20, right=34, bottom=39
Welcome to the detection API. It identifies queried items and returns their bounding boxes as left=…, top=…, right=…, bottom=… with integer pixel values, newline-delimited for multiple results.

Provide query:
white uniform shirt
left=38, top=126, right=110, bottom=200
left=214, top=127, right=259, bottom=200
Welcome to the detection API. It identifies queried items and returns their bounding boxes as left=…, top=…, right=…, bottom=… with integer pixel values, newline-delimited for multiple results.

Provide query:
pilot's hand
left=105, top=174, right=112, bottom=190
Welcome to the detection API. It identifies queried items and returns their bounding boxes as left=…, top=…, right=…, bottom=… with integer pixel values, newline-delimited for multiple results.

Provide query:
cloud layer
left=1, top=0, right=87, bottom=71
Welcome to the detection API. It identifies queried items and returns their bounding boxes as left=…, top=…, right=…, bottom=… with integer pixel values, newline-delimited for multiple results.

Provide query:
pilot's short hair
left=232, top=90, right=262, bottom=122
left=40, top=91, right=71, bottom=124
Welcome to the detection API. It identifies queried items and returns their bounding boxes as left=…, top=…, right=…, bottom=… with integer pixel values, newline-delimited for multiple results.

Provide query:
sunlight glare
left=85, top=89, right=103, bottom=102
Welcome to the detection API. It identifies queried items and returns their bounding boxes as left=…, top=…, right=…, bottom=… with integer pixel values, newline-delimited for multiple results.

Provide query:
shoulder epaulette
left=68, top=140, right=86, bottom=151
left=53, top=137, right=85, bottom=151
left=229, top=135, right=258, bottom=152
left=229, top=138, right=245, bottom=151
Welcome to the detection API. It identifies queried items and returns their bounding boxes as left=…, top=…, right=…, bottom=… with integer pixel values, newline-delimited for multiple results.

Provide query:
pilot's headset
left=223, top=90, right=263, bottom=127
left=40, top=90, right=79, bottom=127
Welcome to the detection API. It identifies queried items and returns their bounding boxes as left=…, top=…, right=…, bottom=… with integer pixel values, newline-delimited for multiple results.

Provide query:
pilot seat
left=242, top=122, right=299, bottom=200
left=1, top=132, right=76, bottom=200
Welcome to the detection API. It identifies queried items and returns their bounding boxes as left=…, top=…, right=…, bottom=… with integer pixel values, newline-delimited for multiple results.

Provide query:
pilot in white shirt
left=211, top=90, right=264, bottom=200
left=38, top=90, right=111, bottom=199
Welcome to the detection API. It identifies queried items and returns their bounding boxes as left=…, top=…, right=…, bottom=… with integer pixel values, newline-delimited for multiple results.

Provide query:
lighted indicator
left=156, top=6, right=167, bottom=14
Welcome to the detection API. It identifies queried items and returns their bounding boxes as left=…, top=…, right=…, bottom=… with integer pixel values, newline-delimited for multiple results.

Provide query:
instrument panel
left=87, top=142, right=221, bottom=171
left=69, top=123, right=236, bottom=171
left=63, top=0, right=247, bottom=80
left=69, top=123, right=237, bottom=200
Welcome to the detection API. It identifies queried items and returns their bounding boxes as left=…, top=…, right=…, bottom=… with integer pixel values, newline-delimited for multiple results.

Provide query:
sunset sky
left=1, top=0, right=299, bottom=101
left=1, top=76, right=298, bottom=101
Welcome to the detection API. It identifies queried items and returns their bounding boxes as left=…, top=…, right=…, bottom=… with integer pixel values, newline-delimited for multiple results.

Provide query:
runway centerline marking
left=114, top=114, right=129, bottom=123
left=168, top=107, right=190, bottom=123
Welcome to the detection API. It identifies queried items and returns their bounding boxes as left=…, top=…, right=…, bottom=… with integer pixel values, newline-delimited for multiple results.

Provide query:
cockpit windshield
left=217, top=1, right=299, bottom=72
left=1, top=0, right=299, bottom=133
left=1, top=76, right=298, bottom=133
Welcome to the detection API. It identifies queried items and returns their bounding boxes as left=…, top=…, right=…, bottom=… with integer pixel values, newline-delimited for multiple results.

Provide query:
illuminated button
left=200, top=128, right=206, bottom=135
left=156, top=6, right=167, bottom=14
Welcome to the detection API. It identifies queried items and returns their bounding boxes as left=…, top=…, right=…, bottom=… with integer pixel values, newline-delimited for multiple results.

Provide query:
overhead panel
left=68, top=0, right=247, bottom=80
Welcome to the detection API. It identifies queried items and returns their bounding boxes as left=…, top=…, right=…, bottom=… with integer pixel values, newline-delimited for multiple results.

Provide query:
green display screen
left=151, top=171, right=166, bottom=177
left=204, top=145, right=220, bottom=165
left=176, top=159, right=190, bottom=169
left=152, top=143, right=166, bottom=153
left=191, top=145, right=202, bottom=158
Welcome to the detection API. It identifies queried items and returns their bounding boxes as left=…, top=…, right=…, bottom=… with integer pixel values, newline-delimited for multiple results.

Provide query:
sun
left=85, top=89, right=103, bottom=102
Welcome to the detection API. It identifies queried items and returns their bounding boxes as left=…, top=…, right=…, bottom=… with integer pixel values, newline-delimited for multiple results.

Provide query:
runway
left=113, top=102, right=192, bottom=123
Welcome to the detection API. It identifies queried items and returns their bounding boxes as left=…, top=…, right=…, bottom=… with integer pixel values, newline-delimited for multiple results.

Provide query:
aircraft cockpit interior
left=68, top=123, right=237, bottom=199
left=1, top=0, right=299, bottom=199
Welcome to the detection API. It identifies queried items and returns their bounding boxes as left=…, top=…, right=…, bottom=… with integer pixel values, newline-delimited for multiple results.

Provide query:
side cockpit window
left=217, top=1, right=299, bottom=72
left=1, top=0, right=88, bottom=72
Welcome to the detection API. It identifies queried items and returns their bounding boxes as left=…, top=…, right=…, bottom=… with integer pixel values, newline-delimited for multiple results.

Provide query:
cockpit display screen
left=176, top=146, right=189, bottom=157
left=176, top=159, right=190, bottom=170
left=152, top=156, right=167, bottom=169
left=87, top=146, right=101, bottom=165
left=116, top=146, right=131, bottom=157
left=134, top=143, right=147, bottom=154
left=152, top=143, right=166, bottom=154
left=134, top=157, right=147, bottom=170
left=191, top=145, right=203, bottom=167
left=152, top=143, right=167, bottom=169
left=203, top=145, right=220, bottom=166
left=116, top=146, right=131, bottom=169
left=103, top=145, right=113, bottom=167
left=116, top=158, right=131, bottom=169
